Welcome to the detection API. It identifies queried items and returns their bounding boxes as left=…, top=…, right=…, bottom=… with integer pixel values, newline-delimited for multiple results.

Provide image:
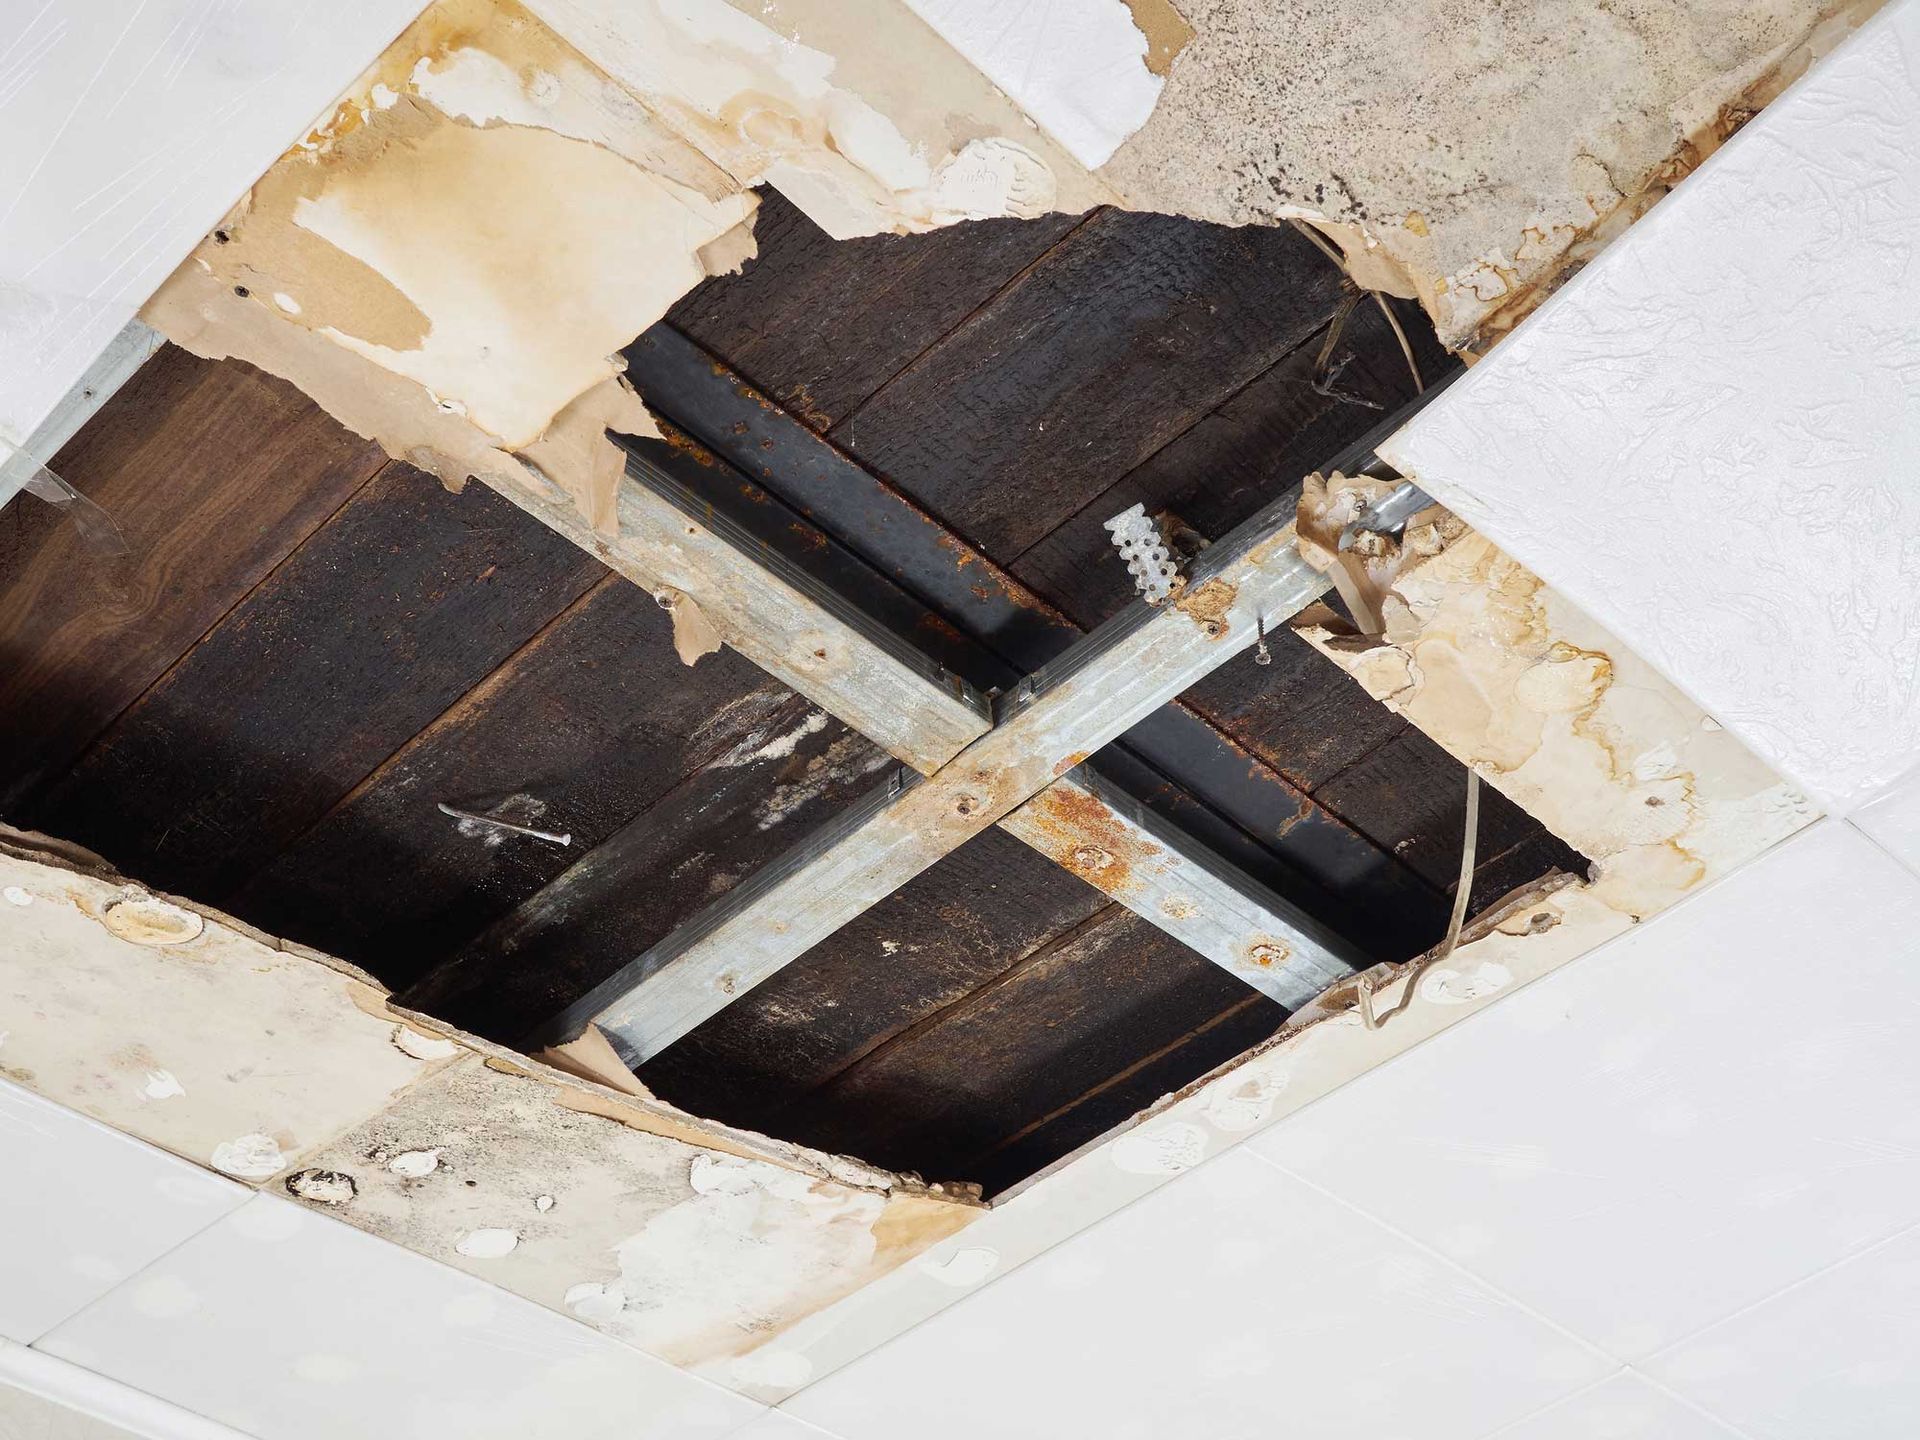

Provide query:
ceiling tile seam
left=1238, top=1149, right=1621, bottom=1374
left=32, top=1190, right=775, bottom=1421
left=1634, top=1212, right=1920, bottom=1379
left=1471, top=1370, right=1625, bottom=1439
left=16, top=1155, right=247, bottom=1348
left=1842, top=815, right=1920, bottom=890
left=1622, top=1365, right=1767, bottom=1440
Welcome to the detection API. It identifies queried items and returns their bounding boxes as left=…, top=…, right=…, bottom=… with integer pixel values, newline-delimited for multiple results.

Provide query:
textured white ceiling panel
left=1380, top=0, right=1920, bottom=815
left=0, top=0, right=424, bottom=451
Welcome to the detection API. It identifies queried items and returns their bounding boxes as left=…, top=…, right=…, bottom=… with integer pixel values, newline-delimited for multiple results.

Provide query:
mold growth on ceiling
left=1096, top=0, right=1883, bottom=347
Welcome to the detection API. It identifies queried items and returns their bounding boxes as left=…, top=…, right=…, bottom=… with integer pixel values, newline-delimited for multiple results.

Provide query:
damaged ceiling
left=0, top=0, right=1901, bottom=1433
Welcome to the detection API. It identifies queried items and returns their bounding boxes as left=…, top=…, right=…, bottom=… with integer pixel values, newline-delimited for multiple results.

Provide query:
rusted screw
left=1248, top=941, right=1290, bottom=968
left=1254, top=615, right=1272, bottom=666
left=954, top=794, right=982, bottom=817
left=1072, top=844, right=1113, bottom=871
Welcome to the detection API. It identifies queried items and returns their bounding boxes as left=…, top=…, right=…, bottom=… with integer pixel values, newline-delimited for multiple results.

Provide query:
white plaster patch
left=101, top=892, right=205, bottom=946
left=1419, top=961, right=1514, bottom=1005
left=1111, top=1121, right=1208, bottom=1174
left=3, top=885, right=32, bottom=905
left=1204, top=1067, right=1289, bottom=1132
left=391, top=1025, right=460, bottom=1061
left=285, top=1169, right=358, bottom=1206
left=388, top=1148, right=441, bottom=1177
left=211, top=1133, right=286, bottom=1181
left=918, top=1246, right=998, bottom=1287
left=565, top=1281, right=626, bottom=1324
left=456, top=1227, right=519, bottom=1258
left=141, top=1069, right=185, bottom=1100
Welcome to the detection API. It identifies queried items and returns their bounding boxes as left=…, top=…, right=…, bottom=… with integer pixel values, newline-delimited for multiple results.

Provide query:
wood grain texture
left=772, top=905, right=1283, bottom=1190
left=640, top=826, right=1110, bottom=1119
left=0, top=347, right=388, bottom=813
left=406, top=689, right=894, bottom=1042
left=830, top=209, right=1347, bottom=560
left=1313, top=727, right=1585, bottom=901
left=22, top=463, right=606, bottom=902
left=667, top=189, right=1084, bottom=429
left=224, top=575, right=795, bottom=988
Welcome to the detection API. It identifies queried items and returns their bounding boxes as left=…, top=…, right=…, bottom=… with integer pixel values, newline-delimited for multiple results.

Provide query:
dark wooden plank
left=667, top=188, right=1083, bottom=429
left=829, top=209, right=1348, bottom=561
left=1008, top=301, right=1436, bottom=629
left=771, top=905, right=1284, bottom=1188
left=640, top=826, right=1110, bottom=1120
left=405, top=691, right=894, bottom=1042
left=21, top=463, right=606, bottom=902
left=1312, top=727, right=1587, bottom=901
left=0, top=347, right=388, bottom=813
left=224, top=575, right=792, bottom=989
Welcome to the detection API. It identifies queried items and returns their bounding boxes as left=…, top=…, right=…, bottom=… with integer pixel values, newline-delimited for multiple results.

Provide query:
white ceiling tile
left=1251, top=821, right=1920, bottom=1359
left=36, top=1195, right=757, bottom=1440
left=0, top=1080, right=243, bottom=1344
left=1489, top=1372, right=1738, bottom=1440
left=1645, top=1223, right=1920, bottom=1440
left=1376, top=0, right=1920, bottom=815
left=787, top=1148, right=1609, bottom=1440
left=730, top=1413, right=845, bottom=1440
left=1850, top=780, right=1920, bottom=880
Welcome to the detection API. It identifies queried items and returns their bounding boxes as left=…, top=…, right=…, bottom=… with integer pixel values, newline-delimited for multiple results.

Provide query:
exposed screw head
left=954, top=794, right=982, bottom=817
left=1248, top=941, right=1290, bottom=968
left=1072, top=845, right=1113, bottom=871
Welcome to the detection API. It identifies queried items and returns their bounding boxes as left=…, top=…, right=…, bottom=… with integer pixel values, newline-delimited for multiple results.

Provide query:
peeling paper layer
left=1101, top=0, right=1881, bottom=347
left=525, top=0, right=1113, bottom=237
left=144, top=0, right=750, bottom=530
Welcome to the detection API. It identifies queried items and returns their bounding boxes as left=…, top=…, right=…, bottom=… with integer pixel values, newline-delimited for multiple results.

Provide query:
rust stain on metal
left=1175, top=578, right=1237, bottom=637
left=1021, top=783, right=1140, bottom=888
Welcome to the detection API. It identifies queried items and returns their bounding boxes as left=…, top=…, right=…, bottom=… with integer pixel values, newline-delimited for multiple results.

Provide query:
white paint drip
left=211, top=1133, right=286, bottom=1180
left=456, top=1227, right=519, bottom=1258
left=141, top=1069, right=185, bottom=1101
left=388, top=1148, right=440, bottom=1178
left=1111, top=1120, right=1209, bottom=1174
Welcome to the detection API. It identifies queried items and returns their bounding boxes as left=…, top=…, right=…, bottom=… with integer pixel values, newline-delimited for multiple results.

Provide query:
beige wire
left=1287, top=219, right=1425, bottom=397
left=1358, top=768, right=1480, bottom=1029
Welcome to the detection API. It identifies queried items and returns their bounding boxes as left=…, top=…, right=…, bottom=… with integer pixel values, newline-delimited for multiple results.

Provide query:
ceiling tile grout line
left=1635, top=1211, right=1920, bottom=1375
left=1842, top=814, right=1920, bottom=889
left=1243, top=1149, right=1625, bottom=1368
left=1624, top=1365, right=1769, bottom=1440
left=1470, top=1369, right=1625, bottom=1439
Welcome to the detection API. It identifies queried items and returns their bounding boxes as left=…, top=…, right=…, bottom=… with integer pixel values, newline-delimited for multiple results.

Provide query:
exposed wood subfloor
left=0, top=199, right=1583, bottom=1194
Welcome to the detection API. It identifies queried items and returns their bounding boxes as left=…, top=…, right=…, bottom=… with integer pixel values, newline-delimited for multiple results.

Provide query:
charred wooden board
left=225, top=576, right=792, bottom=986
left=21, top=463, right=604, bottom=902
left=669, top=188, right=1084, bottom=429
left=0, top=347, right=387, bottom=813
left=640, top=825, right=1110, bottom=1121
left=829, top=209, right=1349, bottom=561
left=769, top=905, right=1284, bottom=1193
left=405, top=692, right=893, bottom=1041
